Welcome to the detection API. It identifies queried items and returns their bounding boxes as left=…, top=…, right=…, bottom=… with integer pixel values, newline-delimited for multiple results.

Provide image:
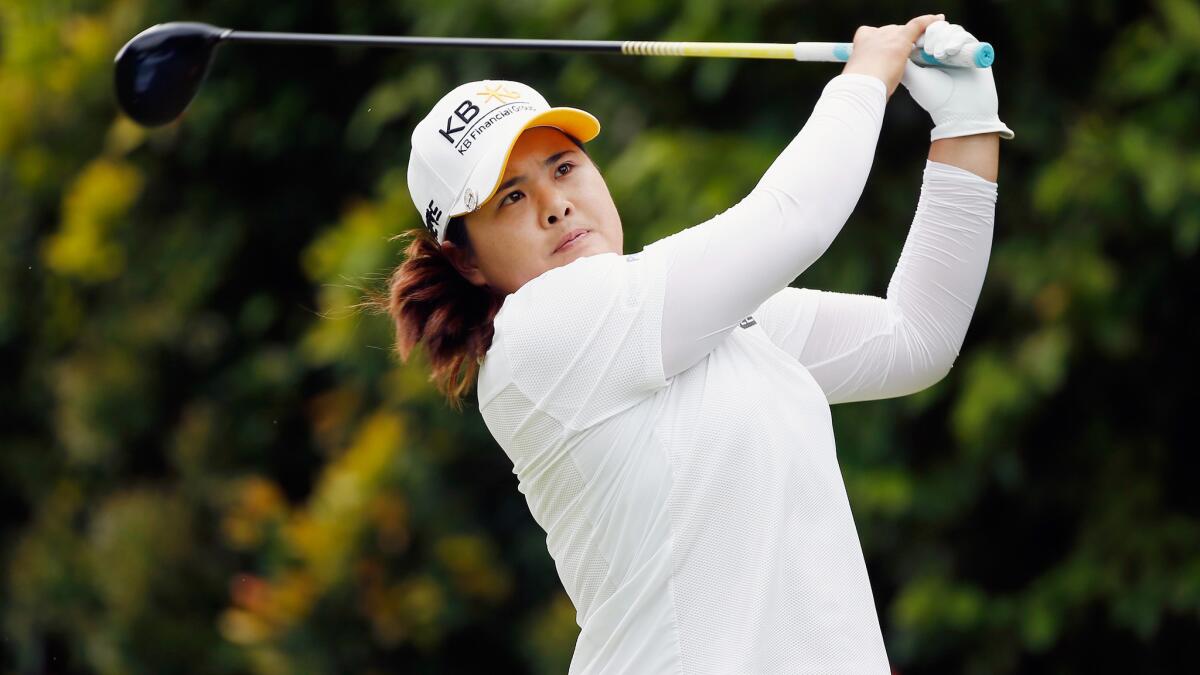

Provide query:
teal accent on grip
left=919, top=49, right=942, bottom=65
left=832, top=43, right=851, bottom=61
left=974, top=42, right=995, bottom=68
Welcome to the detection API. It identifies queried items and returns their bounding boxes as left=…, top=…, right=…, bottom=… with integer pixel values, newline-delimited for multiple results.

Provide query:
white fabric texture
left=476, top=73, right=998, bottom=674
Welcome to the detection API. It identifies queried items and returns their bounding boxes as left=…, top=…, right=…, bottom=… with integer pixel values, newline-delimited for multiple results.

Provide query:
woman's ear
left=440, top=240, right=488, bottom=288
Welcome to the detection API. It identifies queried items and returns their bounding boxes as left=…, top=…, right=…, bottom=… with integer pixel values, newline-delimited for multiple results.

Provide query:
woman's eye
left=498, top=164, right=571, bottom=208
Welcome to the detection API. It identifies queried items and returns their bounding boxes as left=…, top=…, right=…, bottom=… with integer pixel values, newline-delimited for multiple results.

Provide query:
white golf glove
left=901, top=20, right=1014, bottom=141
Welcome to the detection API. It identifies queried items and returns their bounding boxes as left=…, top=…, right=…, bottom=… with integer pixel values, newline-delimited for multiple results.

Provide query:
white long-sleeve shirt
left=477, top=73, right=998, bottom=674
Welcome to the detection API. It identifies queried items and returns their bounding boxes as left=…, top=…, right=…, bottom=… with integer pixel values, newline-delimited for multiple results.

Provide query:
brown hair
left=372, top=217, right=503, bottom=409
left=371, top=131, right=588, bottom=409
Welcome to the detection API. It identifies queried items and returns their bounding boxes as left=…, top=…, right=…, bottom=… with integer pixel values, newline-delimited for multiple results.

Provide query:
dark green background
left=2, top=0, right=1195, bottom=672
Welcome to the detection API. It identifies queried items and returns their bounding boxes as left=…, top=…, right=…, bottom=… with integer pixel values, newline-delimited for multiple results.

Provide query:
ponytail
left=371, top=218, right=503, bottom=409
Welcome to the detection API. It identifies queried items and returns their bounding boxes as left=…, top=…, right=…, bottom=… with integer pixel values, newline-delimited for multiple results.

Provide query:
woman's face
left=445, top=126, right=623, bottom=295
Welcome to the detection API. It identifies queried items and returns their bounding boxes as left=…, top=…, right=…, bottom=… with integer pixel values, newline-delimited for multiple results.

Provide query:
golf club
left=114, top=22, right=996, bottom=127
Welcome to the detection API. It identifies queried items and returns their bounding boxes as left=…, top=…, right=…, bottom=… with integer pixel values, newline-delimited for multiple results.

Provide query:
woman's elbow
left=918, top=357, right=956, bottom=393
left=906, top=347, right=960, bottom=394
left=889, top=306, right=967, bottom=395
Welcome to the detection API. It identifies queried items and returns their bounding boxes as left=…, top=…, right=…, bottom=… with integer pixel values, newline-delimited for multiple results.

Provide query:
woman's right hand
left=842, top=13, right=944, bottom=96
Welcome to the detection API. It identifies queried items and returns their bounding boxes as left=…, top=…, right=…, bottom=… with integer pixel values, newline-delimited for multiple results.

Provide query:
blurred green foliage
left=1, top=0, right=1196, bottom=673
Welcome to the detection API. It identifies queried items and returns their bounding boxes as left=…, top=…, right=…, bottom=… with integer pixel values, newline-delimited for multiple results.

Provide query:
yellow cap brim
left=452, top=106, right=601, bottom=218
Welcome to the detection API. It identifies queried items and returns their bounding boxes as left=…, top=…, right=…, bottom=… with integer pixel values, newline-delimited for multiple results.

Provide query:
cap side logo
left=425, top=199, right=443, bottom=237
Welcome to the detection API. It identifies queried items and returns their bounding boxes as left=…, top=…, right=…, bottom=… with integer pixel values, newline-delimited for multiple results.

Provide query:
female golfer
left=384, top=13, right=1011, bottom=674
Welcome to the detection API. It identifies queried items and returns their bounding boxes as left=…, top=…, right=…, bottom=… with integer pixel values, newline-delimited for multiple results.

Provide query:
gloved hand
left=901, top=20, right=1015, bottom=141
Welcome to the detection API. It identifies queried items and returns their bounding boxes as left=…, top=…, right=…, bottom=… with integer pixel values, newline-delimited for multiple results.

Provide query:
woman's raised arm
left=657, top=16, right=945, bottom=378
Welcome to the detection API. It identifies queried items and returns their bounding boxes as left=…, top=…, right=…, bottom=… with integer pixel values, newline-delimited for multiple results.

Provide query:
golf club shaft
left=112, top=22, right=996, bottom=127
left=224, top=31, right=994, bottom=68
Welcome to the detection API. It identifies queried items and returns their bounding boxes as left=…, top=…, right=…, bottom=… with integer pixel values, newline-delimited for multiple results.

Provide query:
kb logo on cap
left=439, top=101, right=480, bottom=145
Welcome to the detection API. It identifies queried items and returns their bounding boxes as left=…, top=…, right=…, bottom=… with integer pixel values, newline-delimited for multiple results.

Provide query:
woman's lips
left=554, top=229, right=590, bottom=253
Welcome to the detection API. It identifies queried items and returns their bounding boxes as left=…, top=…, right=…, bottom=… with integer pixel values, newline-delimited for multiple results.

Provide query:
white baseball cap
left=407, top=79, right=601, bottom=243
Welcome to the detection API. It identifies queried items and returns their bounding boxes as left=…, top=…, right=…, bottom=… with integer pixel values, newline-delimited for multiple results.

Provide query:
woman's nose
left=544, top=197, right=572, bottom=226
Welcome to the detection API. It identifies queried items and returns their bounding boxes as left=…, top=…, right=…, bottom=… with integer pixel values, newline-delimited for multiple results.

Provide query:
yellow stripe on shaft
left=621, top=41, right=796, bottom=59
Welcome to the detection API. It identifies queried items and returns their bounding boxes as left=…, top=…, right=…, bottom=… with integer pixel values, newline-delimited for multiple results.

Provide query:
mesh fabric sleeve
left=655, top=74, right=889, bottom=378
left=754, top=160, right=999, bottom=404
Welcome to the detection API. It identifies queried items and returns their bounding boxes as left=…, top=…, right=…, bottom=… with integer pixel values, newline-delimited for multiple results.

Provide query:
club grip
left=801, top=41, right=995, bottom=68
left=910, top=41, right=994, bottom=68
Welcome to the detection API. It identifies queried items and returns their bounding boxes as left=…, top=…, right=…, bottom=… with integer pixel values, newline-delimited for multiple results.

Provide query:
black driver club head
left=114, top=22, right=229, bottom=127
